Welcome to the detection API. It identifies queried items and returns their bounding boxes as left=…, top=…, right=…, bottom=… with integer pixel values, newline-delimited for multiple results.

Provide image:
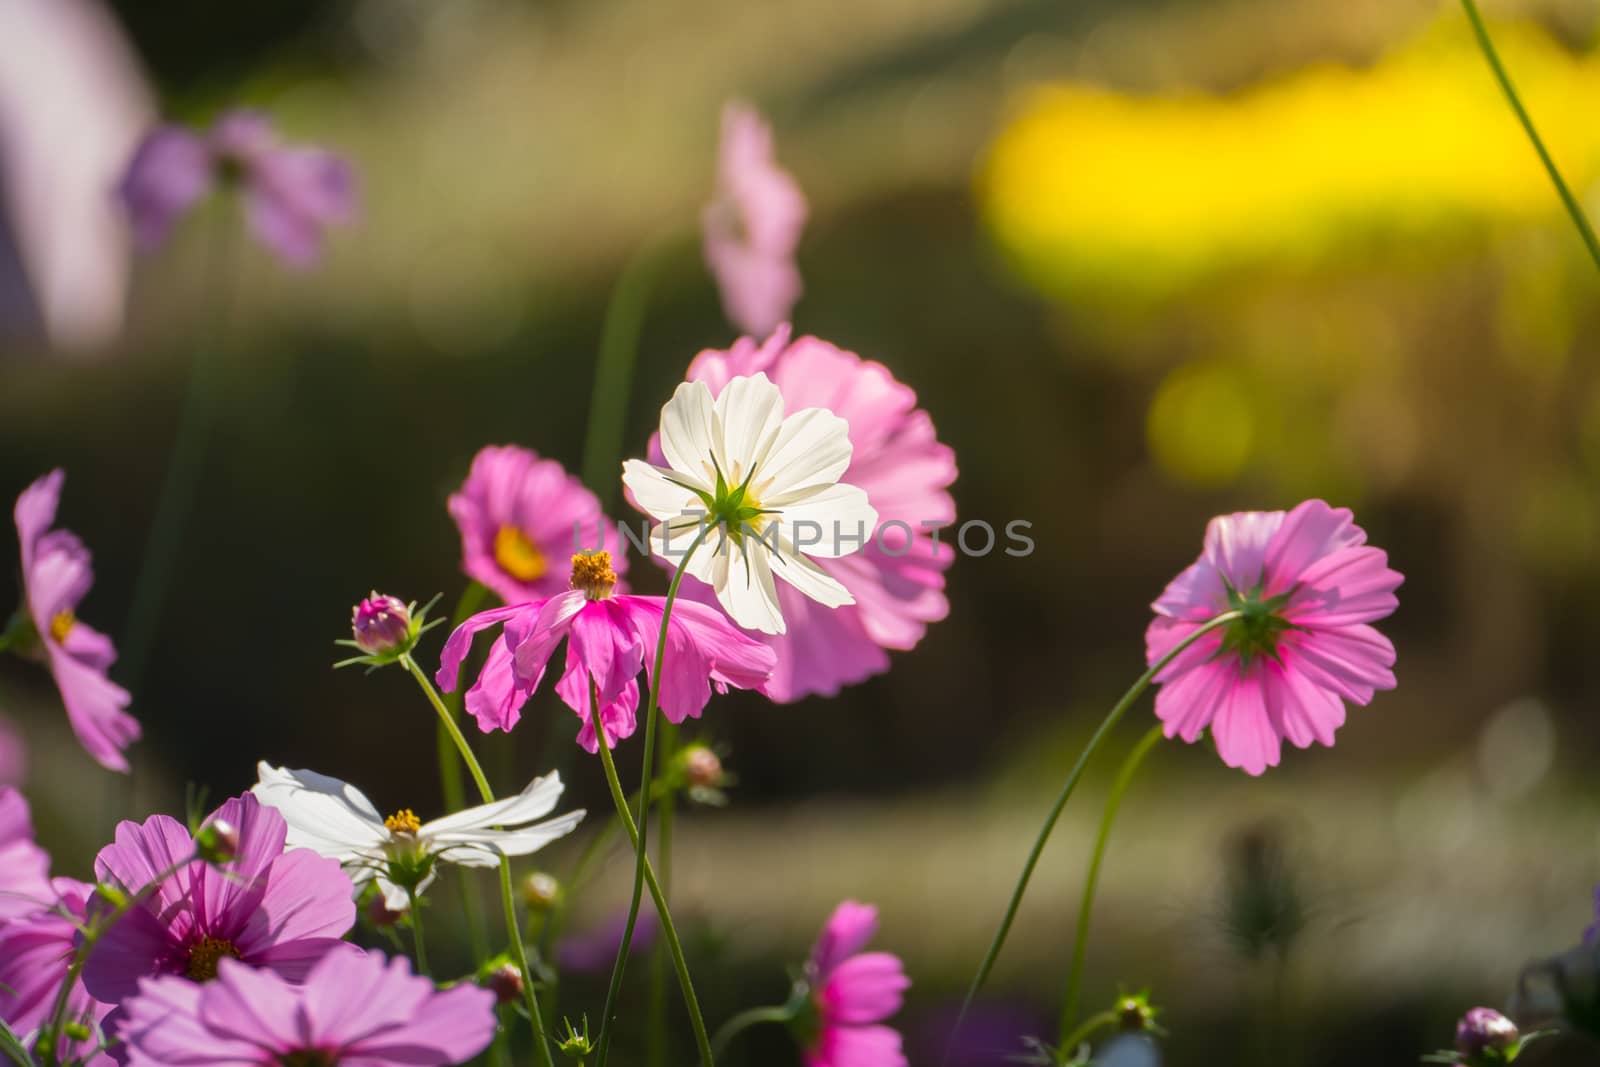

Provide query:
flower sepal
left=555, top=1016, right=595, bottom=1060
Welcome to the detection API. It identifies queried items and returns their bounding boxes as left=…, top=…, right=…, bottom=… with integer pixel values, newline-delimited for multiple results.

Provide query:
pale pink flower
left=651, top=327, right=957, bottom=700
left=0, top=786, right=51, bottom=920
left=802, top=901, right=909, bottom=1067
left=1146, top=499, right=1403, bottom=775
left=703, top=102, right=807, bottom=338
left=449, top=445, right=630, bottom=605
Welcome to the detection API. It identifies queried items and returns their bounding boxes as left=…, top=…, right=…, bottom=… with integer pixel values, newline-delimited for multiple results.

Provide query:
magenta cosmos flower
left=652, top=327, right=957, bottom=700
left=703, top=102, right=807, bottom=338
left=11, top=469, right=140, bottom=771
left=800, top=901, right=910, bottom=1067
left=119, top=109, right=355, bottom=266
left=82, top=792, right=355, bottom=1004
left=0, top=877, right=112, bottom=1062
left=0, top=786, right=52, bottom=920
left=449, top=444, right=631, bottom=605
left=1146, top=499, right=1403, bottom=775
left=117, top=948, right=496, bottom=1067
left=438, top=551, right=775, bottom=751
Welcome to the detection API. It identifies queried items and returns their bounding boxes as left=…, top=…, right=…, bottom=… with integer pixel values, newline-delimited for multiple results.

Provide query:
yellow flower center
left=384, top=809, right=422, bottom=835
left=569, top=552, right=617, bottom=600
left=494, top=526, right=547, bottom=582
left=186, top=936, right=241, bottom=981
left=49, top=610, right=75, bottom=643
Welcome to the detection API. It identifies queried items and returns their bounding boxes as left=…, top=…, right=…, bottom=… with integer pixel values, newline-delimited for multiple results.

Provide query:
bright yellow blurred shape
left=1147, top=363, right=1255, bottom=486
left=982, top=21, right=1600, bottom=296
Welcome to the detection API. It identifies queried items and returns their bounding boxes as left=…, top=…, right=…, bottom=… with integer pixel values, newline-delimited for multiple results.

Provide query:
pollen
left=494, top=526, right=547, bottom=582
left=186, top=936, right=241, bottom=981
left=49, top=610, right=75, bottom=643
left=570, top=551, right=617, bottom=599
left=384, top=809, right=422, bottom=835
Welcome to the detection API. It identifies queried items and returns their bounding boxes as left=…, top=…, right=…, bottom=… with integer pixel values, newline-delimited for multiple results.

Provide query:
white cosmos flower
left=252, top=761, right=584, bottom=910
left=622, top=372, right=878, bottom=635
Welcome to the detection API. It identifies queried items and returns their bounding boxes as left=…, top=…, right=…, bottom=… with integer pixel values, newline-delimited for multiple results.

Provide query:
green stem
left=948, top=610, right=1242, bottom=1055
left=439, top=582, right=492, bottom=962
left=597, top=528, right=708, bottom=1067
left=590, top=688, right=715, bottom=1067
left=1459, top=0, right=1600, bottom=272
left=1057, top=723, right=1164, bottom=1042
left=709, top=1005, right=797, bottom=1060
left=580, top=242, right=665, bottom=503
left=408, top=885, right=430, bottom=977
left=648, top=719, right=681, bottom=1067
left=1056, top=1010, right=1118, bottom=1063
left=402, top=656, right=556, bottom=1067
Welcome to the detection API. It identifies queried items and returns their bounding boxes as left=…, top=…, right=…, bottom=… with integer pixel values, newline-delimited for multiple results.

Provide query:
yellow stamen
left=569, top=552, right=617, bottom=599
left=186, top=936, right=241, bottom=981
left=494, top=526, right=547, bottom=582
left=49, top=610, right=75, bottom=643
left=384, top=809, right=422, bottom=835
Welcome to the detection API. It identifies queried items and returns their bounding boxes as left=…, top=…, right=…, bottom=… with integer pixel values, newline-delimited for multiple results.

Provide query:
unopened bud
left=1455, top=1007, right=1518, bottom=1062
left=63, top=1022, right=91, bottom=1042
left=683, top=745, right=724, bottom=790
left=523, top=871, right=560, bottom=912
left=485, top=961, right=523, bottom=1005
left=556, top=1016, right=595, bottom=1060
left=194, top=819, right=240, bottom=866
left=1116, top=993, right=1159, bottom=1033
left=352, top=593, right=412, bottom=656
left=365, top=893, right=407, bottom=928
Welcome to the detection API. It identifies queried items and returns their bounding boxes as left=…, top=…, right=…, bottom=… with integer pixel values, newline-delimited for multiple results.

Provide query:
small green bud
left=522, top=871, right=560, bottom=912
left=194, top=819, right=240, bottom=866
left=556, top=1016, right=595, bottom=1060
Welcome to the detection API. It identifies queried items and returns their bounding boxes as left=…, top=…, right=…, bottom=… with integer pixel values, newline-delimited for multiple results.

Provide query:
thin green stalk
left=647, top=719, right=681, bottom=1067
left=1056, top=1010, right=1118, bottom=1063
left=402, top=656, right=557, bottom=1067
left=590, top=688, right=715, bottom=1067
left=439, top=582, right=492, bottom=962
left=1460, top=0, right=1600, bottom=272
left=709, top=1005, right=797, bottom=1060
left=580, top=241, right=665, bottom=503
left=1057, top=723, right=1164, bottom=1043
left=408, top=885, right=430, bottom=977
left=597, top=528, right=708, bottom=1067
left=948, top=610, right=1242, bottom=1057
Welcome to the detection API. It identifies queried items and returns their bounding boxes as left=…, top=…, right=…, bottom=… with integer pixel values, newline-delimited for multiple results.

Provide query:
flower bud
left=683, top=745, right=724, bottom=790
left=1455, top=1007, right=1519, bottom=1062
left=556, top=1017, right=595, bottom=1060
left=1115, top=992, right=1159, bottom=1033
left=352, top=593, right=411, bottom=656
left=523, top=871, right=560, bottom=912
left=365, top=892, right=407, bottom=928
left=194, top=819, right=240, bottom=866
left=485, top=961, right=524, bottom=1005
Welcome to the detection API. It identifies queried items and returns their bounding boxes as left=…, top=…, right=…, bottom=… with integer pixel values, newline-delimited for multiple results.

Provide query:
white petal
left=755, top=407, right=853, bottom=500
left=658, top=379, right=720, bottom=485
left=378, top=875, right=412, bottom=912
left=422, top=772, right=564, bottom=835
left=715, top=542, right=786, bottom=634
left=712, top=373, right=785, bottom=484
left=650, top=518, right=722, bottom=581
left=430, top=809, right=587, bottom=865
left=252, top=763, right=388, bottom=860
left=768, top=483, right=879, bottom=558
left=768, top=537, right=854, bottom=607
left=622, top=460, right=702, bottom=523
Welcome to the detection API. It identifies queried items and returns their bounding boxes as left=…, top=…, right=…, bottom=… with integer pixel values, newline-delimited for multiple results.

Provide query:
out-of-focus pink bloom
left=652, top=327, right=957, bottom=700
left=0, top=0, right=150, bottom=351
left=118, top=948, right=497, bottom=1067
left=119, top=109, right=356, bottom=267
left=0, top=715, right=24, bottom=784
left=439, top=552, right=775, bottom=751
left=0, top=787, right=51, bottom=920
left=703, top=102, right=807, bottom=338
left=558, top=908, right=659, bottom=974
left=0, top=877, right=112, bottom=1062
left=13, top=469, right=140, bottom=772
left=81, top=793, right=355, bottom=1004
left=1146, top=499, right=1403, bottom=775
left=449, top=445, right=630, bottom=605
left=802, top=901, right=909, bottom=1067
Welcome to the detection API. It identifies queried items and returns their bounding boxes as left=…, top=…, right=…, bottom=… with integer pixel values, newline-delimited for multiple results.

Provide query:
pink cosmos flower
left=703, top=102, right=807, bottom=338
left=119, top=109, right=356, bottom=267
left=0, top=715, right=24, bottom=784
left=1146, top=499, right=1403, bottom=776
left=13, top=469, right=140, bottom=771
left=652, top=327, right=957, bottom=700
left=0, top=877, right=112, bottom=1062
left=802, top=901, right=910, bottom=1067
left=82, top=793, right=355, bottom=1003
left=117, top=948, right=496, bottom=1067
left=449, top=444, right=631, bottom=605
left=437, top=551, right=775, bottom=752
left=0, top=786, right=52, bottom=920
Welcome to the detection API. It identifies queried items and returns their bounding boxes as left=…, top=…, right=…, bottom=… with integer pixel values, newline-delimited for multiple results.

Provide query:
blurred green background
left=4, top=0, right=1600, bottom=1062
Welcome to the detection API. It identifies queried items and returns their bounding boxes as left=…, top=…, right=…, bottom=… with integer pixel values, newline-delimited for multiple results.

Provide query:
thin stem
left=408, top=885, right=430, bottom=977
left=401, top=656, right=557, bottom=1067
left=709, top=1006, right=796, bottom=1060
left=1459, top=0, right=1600, bottom=272
left=598, top=528, right=708, bottom=1067
left=947, top=610, right=1242, bottom=1058
left=580, top=240, right=665, bottom=503
left=1057, top=723, right=1164, bottom=1042
left=439, top=582, right=492, bottom=963
left=1055, top=1010, right=1118, bottom=1063
left=648, top=719, right=681, bottom=1067
left=591, top=688, right=715, bottom=1067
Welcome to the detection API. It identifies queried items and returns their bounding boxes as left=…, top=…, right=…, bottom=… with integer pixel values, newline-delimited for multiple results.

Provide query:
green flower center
left=1219, top=580, right=1294, bottom=667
